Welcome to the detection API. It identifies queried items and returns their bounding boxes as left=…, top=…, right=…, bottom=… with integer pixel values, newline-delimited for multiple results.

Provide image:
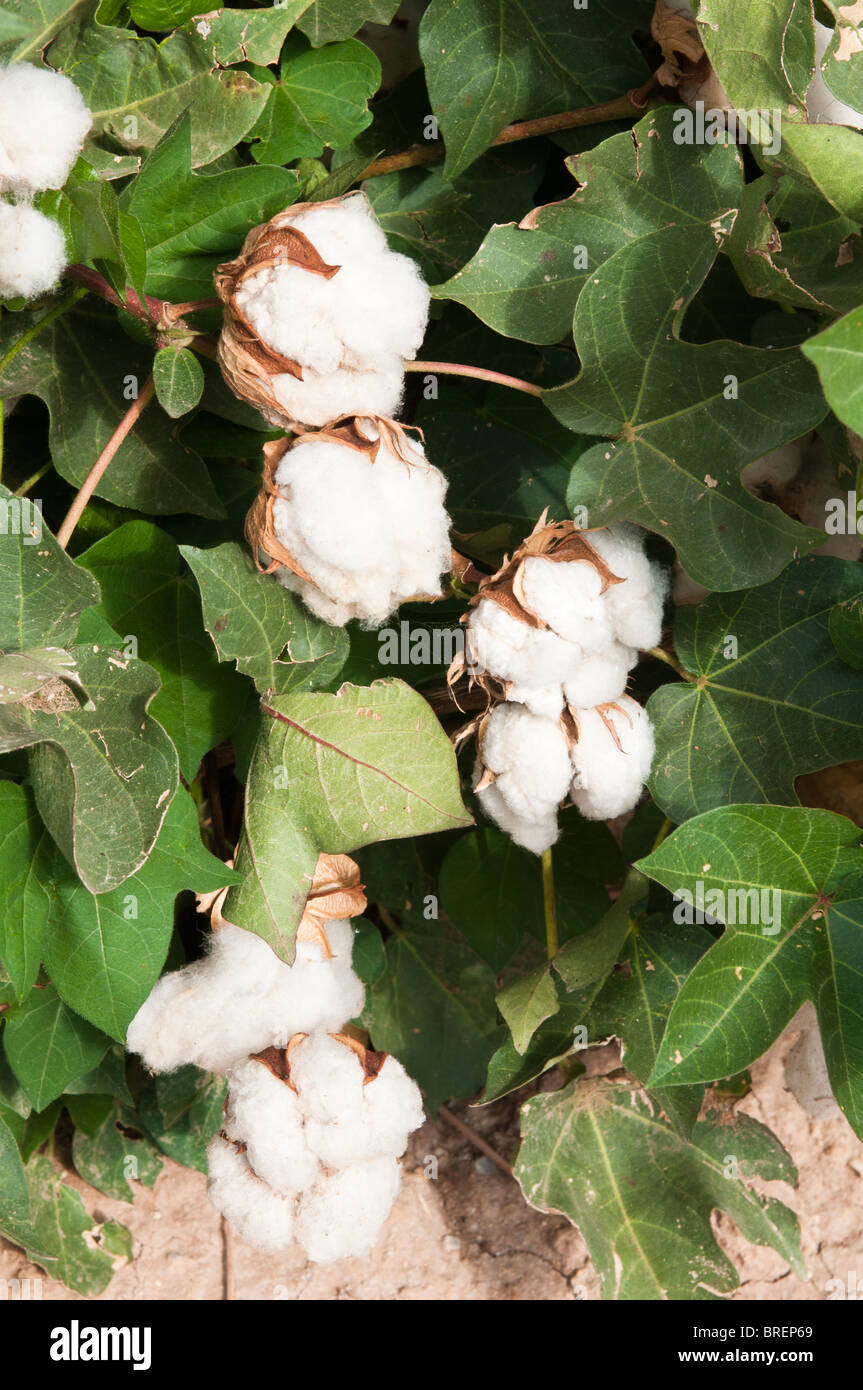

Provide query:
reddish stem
left=57, top=376, right=156, bottom=550
left=405, top=360, right=543, bottom=397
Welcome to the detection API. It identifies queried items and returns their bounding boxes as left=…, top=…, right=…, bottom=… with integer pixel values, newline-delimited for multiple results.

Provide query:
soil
left=2, top=1007, right=861, bottom=1302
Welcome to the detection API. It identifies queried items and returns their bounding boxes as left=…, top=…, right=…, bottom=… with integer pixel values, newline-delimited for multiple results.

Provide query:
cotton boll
left=569, top=697, right=655, bottom=821
left=480, top=703, right=572, bottom=819
left=267, top=358, right=406, bottom=429
left=207, top=1136, right=296, bottom=1253
left=587, top=526, right=668, bottom=650
left=807, top=20, right=863, bottom=129
left=224, top=1059, right=320, bottom=1195
left=295, top=1157, right=402, bottom=1263
left=563, top=642, right=636, bottom=709
left=476, top=777, right=560, bottom=854
left=0, top=202, right=67, bottom=300
left=304, top=1054, right=425, bottom=1169
left=289, top=1032, right=365, bottom=1126
left=506, top=683, right=565, bottom=720
left=467, top=598, right=580, bottom=688
left=0, top=65, right=91, bottom=194
left=272, top=424, right=451, bottom=625
left=521, top=556, right=612, bottom=652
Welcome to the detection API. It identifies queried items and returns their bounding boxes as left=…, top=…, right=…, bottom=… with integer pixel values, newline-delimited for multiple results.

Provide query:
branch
left=405, top=360, right=543, bottom=397
left=63, top=264, right=218, bottom=358
left=542, top=847, right=558, bottom=959
left=57, top=375, right=156, bottom=550
left=359, top=79, right=660, bottom=180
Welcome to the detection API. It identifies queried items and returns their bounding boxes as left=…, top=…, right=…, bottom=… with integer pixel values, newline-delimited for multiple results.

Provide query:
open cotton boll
left=521, top=556, right=612, bottom=652
left=505, top=682, right=565, bottom=721
left=0, top=202, right=67, bottom=301
left=807, top=20, right=863, bottom=128
left=0, top=65, right=91, bottom=194
left=207, top=1136, right=296, bottom=1253
left=295, top=1156, right=402, bottom=1263
left=288, top=1032, right=365, bottom=1126
left=224, top=1059, right=320, bottom=1196
left=272, top=424, right=451, bottom=626
left=467, top=598, right=580, bottom=688
left=587, top=525, right=668, bottom=650
left=126, top=920, right=365, bottom=1075
left=475, top=777, right=560, bottom=854
left=265, top=358, right=406, bottom=430
left=563, top=641, right=636, bottom=710
left=480, top=702, right=572, bottom=819
left=570, top=697, right=655, bottom=821
left=303, top=1054, right=425, bottom=1169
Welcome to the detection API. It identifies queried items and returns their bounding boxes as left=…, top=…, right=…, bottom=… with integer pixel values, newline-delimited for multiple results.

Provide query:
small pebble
left=442, top=1235, right=461, bottom=1252
left=474, top=1155, right=497, bottom=1176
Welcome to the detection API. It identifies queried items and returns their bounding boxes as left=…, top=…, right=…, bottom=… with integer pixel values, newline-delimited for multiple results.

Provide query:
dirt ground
left=1, top=1006, right=861, bottom=1302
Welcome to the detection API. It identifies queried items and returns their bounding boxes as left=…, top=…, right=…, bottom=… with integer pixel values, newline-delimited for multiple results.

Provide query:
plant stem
left=648, top=645, right=693, bottom=681
left=57, top=375, right=155, bottom=550
left=360, top=80, right=660, bottom=179
left=63, top=265, right=218, bottom=358
left=650, top=816, right=673, bottom=853
left=404, top=360, right=543, bottom=396
left=15, top=462, right=52, bottom=496
left=541, top=847, right=558, bottom=959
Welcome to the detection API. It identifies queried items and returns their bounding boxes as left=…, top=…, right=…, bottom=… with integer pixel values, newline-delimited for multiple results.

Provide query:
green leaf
left=153, top=346, right=204, bottom=419
left=817, top=3, right=863, bottom=113
left=0, top=485, right=100, bottom=651
left=767, top=122, right=863, bottom=222
left=180, top=540, right=348, bottom=694
left=0, top=1110, right=40, bottom=1252
left=64, top=1043, right=132, bottom=1104
left=351, top=917, right=386, bottom=986
left=0, top=783, right=54, bottom=1001
left=497, top=962, right=559, bottom=1055
left=23, top=1154, right=131, bottom=1294
left=698, top=0, right=813, bottom=120
left=129, top=0, right=202, bottom=28
left=72, top=1103, right=162, bottom=1202
left=249, top=35, right=380, bottom=165
left=0, top=306, right=225, bottom=519
left=180, top=5, right=309, bottom=62
left=42, top=788, right=239, bottom=1040
left=482, top=987, right=592, bottom=1103
left=516, top=1077, right=804, bottom=1299
left=363, top=919, right=502, bottom=1112
left=80, top=522, right=249, bottom=778
left=639, top=803, right=863, bottom=1138
left=137, top=1066, right=227, bottom=1172
left=648, top=556, right=863, bottom=824
left=4, top=986, right=110, bottom=1110
left=0, top=0, right=90, bottom=62
left=125, top=113, right=299, bottom=301
left=225, top=680, right=471, bottom=960
left=418, top=0, right=648, bottom=179
left=432, top=107, right=744, bottom=343
left=547, top=225, right=827, bottom=591
left=0, top=642, right=178, bottom=894
left=553, top=869, right=648, bottom=993
left=297, top=0, right=399, bottom=46
left=0, top=648, right=86, bottom=706
left=802, top=302, right=863, bottom=434
left=830, top=596, right=863, bottom=668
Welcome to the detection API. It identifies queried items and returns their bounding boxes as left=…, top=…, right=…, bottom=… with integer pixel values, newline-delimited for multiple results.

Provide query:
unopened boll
left=0, top=64, right=91, bottom=194
left=569, top=697, right=655, bottom=821
left=586, top=525, right=668, bottom=650
left=271, top=424, right=451, bottom=625
left=0, top=202, right=67, bottom=300
left=235, top=193, right=429, bottom=426
left=126, top=919, right=365, bottom=1075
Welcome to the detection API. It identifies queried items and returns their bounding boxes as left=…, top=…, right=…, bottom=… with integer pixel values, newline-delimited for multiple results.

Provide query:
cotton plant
left=452, top=517, right=668, bottom=853
left=0, top=64, right=90, bottom=301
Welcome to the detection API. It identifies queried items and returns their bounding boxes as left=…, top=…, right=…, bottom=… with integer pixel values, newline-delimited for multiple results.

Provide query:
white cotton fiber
left=295, top=1156, right=402, bottom=1263
left=224, top=1059, right=320, bottom=1196
left=235, top=192, right=429, bottom=426
left=480, top=703, right=572, bottom=820
left=476, top=777, right=560, bottom=854
left=207, top=1136, right=296, bottom=1253
left=807, top=20, right=863, bottom=129
left=505, top=682, right=565, bottom=720
left=563, top=641, right=636, bottom=709
left=569, top=697, right=655, bottom=821
left=126, top=919, right=365, bottom=1075
left=303, top=1053, right=425, bottom=1169
left=521, top=556, right=612, bottom=652
left=587, top=525, right=668, bottom=650
left=288, top=1032, right=365, bottom=1127
left=0, top=202, right=66, bottom=300
left=467, top=598, right=580, bottom=688
left=272, top=422, right=451, bottom=625
left=0, top=64, right=91, bottom=194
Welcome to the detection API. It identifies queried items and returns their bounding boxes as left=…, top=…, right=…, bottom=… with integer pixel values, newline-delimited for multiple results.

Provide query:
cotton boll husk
left=303, top=1054, right=425, bottom=1169
left=0, top=65, right=91, bottom=194
left=295, top=1156, right=402, bottom=1263
left=586, top=525, right=668, bottom=650
left=272, top=425, right=451, bottom=626
left=289, top=1032, right=365, bottom=1126
left=506, top=682, right=565, bottom=720
left=475, top=777, right=559, bottom=854
left=480, top=703, right=572, bottom=818
left=206, top=1136, right=296, bottom=1253
left=0, top=202, right=67, bottom=300
left=126, top=921, right=365, bottom=1074
left=807, top=20, right=863, bottom=129
left=267, top=357, right=405, bottom=429
left=520, top=556, right=612, bottom=652
left=224, top=1059, right=320, bottom=1195
left=563, top=641, right=636, bottom=709
left=467, top=598, right=580, bottom=687
left=569, top=697, right=655, bottom=821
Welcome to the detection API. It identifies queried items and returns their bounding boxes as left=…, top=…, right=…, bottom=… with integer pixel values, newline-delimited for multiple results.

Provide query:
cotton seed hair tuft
left=0, top=64, right=91, bottom=195
left=0, top=201, right=68, bottom=300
